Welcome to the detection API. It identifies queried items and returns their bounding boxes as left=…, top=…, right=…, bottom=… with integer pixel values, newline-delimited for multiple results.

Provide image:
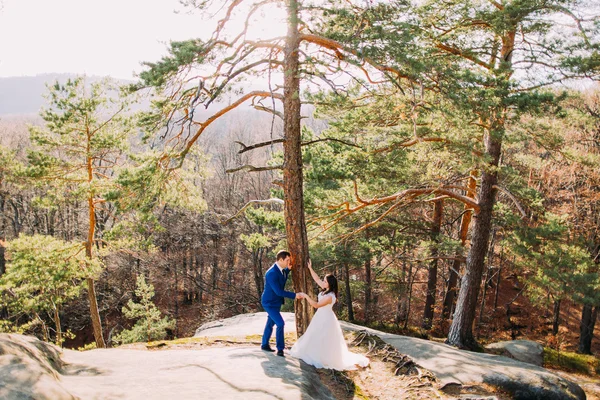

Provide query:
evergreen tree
left=0, top=234, right=95, bottom=346
left=315, top=0, right=599, bottom=349
left=113, top=275, right=174, bottom=344
left=27, top=77, right=136, bottom=348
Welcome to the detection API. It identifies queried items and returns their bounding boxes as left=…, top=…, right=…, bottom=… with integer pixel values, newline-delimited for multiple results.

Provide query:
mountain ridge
left=0, top=74, right=133, bottom=116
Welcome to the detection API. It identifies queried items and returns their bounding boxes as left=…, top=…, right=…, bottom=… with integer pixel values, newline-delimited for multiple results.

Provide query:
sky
left=0, top=0, right=287, bottom=79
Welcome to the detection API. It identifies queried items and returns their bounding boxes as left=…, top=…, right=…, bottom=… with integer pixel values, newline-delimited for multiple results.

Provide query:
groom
left=261, top=250, right=304, bottom=357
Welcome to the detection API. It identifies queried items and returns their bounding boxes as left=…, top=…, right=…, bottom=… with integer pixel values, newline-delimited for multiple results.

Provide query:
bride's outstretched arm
left=305, top=294, right=333, bottom=309
left=307, top=259, right=326, bottom=289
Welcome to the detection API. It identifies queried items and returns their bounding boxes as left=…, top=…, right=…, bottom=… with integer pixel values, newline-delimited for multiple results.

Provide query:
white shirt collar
left=276, top=262, right=285, bottom=273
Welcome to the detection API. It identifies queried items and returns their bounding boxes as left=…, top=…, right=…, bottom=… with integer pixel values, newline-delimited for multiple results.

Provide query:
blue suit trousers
left=262, top=306, right=285, bottom=351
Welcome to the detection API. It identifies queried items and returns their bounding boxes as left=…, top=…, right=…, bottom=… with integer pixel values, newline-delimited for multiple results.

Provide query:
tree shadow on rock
left=260, top=352, right=338, bottom=400
left=167, top=362, right=286, bottom=400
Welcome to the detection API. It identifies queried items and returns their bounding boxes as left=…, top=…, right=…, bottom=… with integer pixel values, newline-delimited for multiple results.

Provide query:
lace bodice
left=318, top=291, right=336, bottom=307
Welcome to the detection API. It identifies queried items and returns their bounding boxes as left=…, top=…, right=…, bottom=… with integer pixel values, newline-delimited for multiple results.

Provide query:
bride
left=290, top=260, right=369, bottom=370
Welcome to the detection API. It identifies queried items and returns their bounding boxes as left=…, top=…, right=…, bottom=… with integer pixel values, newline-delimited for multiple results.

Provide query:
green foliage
left=138, top=40, right=208, bottom=89
left=0, top=234, right=97, bottom=343
left=240, top=232, right=271, bottom=252
left=0, top=320, right=37, bottom=334
left=26, top=76, right=135, bottom=207
left=113, top=275, right=174, bottom=344
left=244, top=207, right=285, bottom=232
left=544, top=347, right=600, bottom=376
left=505, top=214, right=600, bottom=306
left=76, top=342, right=98, bottom=351
left=109, top=147, right=208, bottom=216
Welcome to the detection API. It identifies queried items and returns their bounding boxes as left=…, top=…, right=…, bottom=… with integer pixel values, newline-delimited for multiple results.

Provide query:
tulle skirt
left=290, top=306, right=369, bottom=371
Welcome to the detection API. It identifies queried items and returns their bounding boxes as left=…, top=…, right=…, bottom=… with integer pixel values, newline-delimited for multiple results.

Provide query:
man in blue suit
left=261, top=250, right=304, bottom=357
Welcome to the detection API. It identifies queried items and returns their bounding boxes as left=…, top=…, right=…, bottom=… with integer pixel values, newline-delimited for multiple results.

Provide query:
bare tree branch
left=235, top=139, right=284, bottom=154
left=221, top=198, right=284, bottom=225
left=493, top=185, right=528, bottom=218
left=225, top=164, right=283, bottom=173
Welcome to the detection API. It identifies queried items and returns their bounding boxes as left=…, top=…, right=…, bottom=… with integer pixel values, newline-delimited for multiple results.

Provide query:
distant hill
left=0, top=74, right=132, bottom=116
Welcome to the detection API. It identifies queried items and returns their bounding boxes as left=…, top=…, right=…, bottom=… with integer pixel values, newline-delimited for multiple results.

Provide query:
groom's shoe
left=261, top=345, right=275, bottom=352
left=276, top=350, right=285, bottom=357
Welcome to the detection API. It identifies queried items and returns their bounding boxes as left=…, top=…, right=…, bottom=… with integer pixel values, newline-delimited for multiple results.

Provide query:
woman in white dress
left=290, top=260, right=369, bottom=370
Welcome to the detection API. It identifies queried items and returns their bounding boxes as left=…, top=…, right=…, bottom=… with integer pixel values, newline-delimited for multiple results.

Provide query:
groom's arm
left=266, top=271, right=296, bottom=299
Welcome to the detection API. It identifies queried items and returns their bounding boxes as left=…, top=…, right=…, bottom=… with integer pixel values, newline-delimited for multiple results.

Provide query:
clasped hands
left=296, top=292, right=307, bottom=300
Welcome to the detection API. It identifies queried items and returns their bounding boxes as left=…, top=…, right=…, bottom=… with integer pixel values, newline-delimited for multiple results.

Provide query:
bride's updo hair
left=322, top=274, right=338, bottom=298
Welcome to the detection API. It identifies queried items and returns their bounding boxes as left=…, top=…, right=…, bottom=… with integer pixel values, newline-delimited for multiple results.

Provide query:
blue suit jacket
left=261, top=263, right=296, bottom=308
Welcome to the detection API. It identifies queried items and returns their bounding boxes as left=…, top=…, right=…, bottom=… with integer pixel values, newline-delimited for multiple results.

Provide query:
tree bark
left=423, top=199, right=443, bottom=330
left=442, top=171, right=477, bottom=323
left=477, top=227, right=496, bottom=333
left=364, top=254, right=372, bottom=323
left=404, top=265, right=416, bottom=330
left=53, top=307, right=62, bottom=347
left=0, top=236, right=6, bottom=320
left=284, top=0, right=313, bottom=336
left=86, top=149, right=105, bottom=348
left=0, top=238, right=5, bottom=278
left=494, top=250, right=502, bottom=310
left=212, top=236, right=219, bottom=291
left=174, top=251, right=179, bottom=337
left=253, top=248, right=265, bottom=302
left=553, top=299, right=561, bottom=336
left=447, top=129, right=502, bottom=349
left=578, top=304, right=598, bottom=354
left=343, top=260, right=354, bottom=322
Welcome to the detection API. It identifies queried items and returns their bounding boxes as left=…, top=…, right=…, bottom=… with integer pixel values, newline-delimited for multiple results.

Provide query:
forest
left=0, top=0, right=599, bottom=364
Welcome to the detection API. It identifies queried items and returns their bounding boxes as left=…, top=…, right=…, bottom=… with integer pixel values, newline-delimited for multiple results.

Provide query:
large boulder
left=339, top=323, right=585, bottom=400
left=485, top=340, right=544, bottom=366
left=0, top=334, right=75, bottom=400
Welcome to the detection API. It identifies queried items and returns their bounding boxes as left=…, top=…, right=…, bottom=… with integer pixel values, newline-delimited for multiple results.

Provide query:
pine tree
left=113, top=275, right=174, bottom=344
left=0, top=234, right=95, bottom=346
left=27, top=77, right=136, bottom=348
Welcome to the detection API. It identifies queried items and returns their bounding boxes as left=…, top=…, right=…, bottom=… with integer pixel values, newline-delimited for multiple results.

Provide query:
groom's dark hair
left=276, top=250, right=291, bottom=261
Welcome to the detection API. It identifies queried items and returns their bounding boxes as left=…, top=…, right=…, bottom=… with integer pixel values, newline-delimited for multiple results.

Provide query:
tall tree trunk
left=283, top=0, right=313, bottom=336
left=0, top=237, right=5, bottom=277
left=86, top=154, right=105, bottom=348
left=446, top=23, right=514, bottom=349
left=404, top=265, right=416, bottom=330
left=442, top=171, right=477, bottom=322
left=447, top=128, right=502, bottom=349
left=174, top=251, right=179, bottom=337
left=477, top=227, right=496, bottom=333
left=0, top=236, right=6, bottom=320
left=494, top=249, right=503, bottom=310
left=343, top=260, right=354, bottom=322
left=578, top=304, right=598, bottom=354
left=396, top=249, right=411, bottom=325
left=253, top=248, right=265, bottom=302
left=364, top=254, right=372, bottom=323
left=53, top=307, right=62, bottom=347
left=197, top=253, right=204, bottom=302
left=423, top=199, right=443, bottom=330
left=553, top=299, right=561, bottom=336
left=212, top=236, right=219, bottom=291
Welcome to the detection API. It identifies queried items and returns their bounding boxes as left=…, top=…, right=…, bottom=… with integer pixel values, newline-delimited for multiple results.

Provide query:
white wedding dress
left=290, top=292, right=369, bottom=370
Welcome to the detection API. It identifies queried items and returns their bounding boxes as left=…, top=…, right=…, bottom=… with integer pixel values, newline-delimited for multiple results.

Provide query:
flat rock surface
left=60, top=346, right=334, bottom=400
left=196, top=312, right=586, bottom=400
left=1, top=313, right=589, bottom=400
